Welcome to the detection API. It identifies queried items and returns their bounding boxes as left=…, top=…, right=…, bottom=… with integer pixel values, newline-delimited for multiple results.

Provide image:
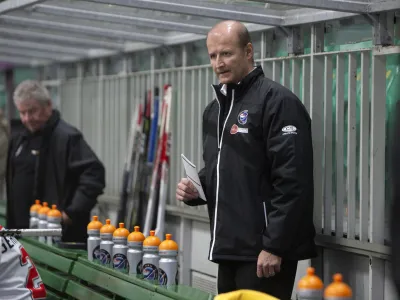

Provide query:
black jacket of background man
left=6, top=110, right=105, bottom=243
left=185, top=66, right=317, bottom=262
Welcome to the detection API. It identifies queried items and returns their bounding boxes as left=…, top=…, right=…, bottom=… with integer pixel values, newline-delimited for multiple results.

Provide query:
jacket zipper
left=209, top=86, right=235, bottom=261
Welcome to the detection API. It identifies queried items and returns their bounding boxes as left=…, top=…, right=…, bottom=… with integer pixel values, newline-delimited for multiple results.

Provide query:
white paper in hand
left=181, top=154, right=207, bottom=201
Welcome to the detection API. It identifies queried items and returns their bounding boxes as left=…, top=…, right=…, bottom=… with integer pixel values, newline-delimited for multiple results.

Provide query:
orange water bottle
left=158, top=233, right=179, bottom=286
left=297, top=267, right=324, bottom=299
left=142, top=230, right=161, bottom=283
left=99, top=219, right=116, bottom=267
left=38, top=202, right=50, bottom=243
left=127, top=226, right=146, bottom=276
left=112, top=222, right=130, bottom=273
left=87, top=216, right=103, bottom=262
left=324, top=273, right=352, bottom=300
left=29, top=200, right=42, bottom=229
left=47, top=205, right=62, bottom=246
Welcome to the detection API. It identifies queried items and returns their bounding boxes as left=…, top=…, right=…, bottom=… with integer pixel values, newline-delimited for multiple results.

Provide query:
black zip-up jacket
left=185, top=66, right=317, bottom=262
left=6, top=110, right=106, bottom=243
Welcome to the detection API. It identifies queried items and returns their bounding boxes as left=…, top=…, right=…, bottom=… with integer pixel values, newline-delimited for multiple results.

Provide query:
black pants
left=217, top=260, right=298, bottom=300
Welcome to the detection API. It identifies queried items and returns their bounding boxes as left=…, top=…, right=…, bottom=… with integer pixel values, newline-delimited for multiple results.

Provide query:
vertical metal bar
left=370, top=54, right=386, bottom=244
left=310, top=24, right=325, bottom=235
left=359, top=51, right=370, bottom=242
left=179, top=218, right=192, bottom=285
left=198, top=69, right=202, bottom=168
left=170, top=70, right=177, bottom=205
left=323, top=55, right=333, bottom=235
left=282, top=59, right=290, bottom=88
left=291, top=59, right=301, bottom=98
left=347, top=53, right=357, bottom=239
left=260, top=31, right=266, bottom=70
left=190, top=69, right=195, bottom=164
left=335, top=54, right=345, bottom=238
left=112, top=77, right=118, bottom=195
left=77, top=63, right=83, bottom=129
left=302, top=58, right=310, bottom=111
left=272, top=60, right=281, bottom=83
left=264, top=62, right=273, bottom=79
left=369, top=258, right=385, bottom=300
left=105, top=78, right=110, bottom=195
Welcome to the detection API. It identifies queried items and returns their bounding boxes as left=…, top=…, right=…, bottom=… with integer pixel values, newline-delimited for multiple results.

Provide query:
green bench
left=19, top=238, right=214, bottom=300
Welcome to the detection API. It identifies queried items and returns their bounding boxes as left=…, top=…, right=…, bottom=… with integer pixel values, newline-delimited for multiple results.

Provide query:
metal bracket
left=367, top=12, right=394, bottom=46
left=287, top=27, right=304, bottom=55
left=274, top=26, right=304, bottom=55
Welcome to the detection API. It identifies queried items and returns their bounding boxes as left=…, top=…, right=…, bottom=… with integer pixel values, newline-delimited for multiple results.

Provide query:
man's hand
left=257, top=250, right=282, bottom=278
left=62, top=211, right=72, bottom=225
left=176, top=178, right=199, bottom=202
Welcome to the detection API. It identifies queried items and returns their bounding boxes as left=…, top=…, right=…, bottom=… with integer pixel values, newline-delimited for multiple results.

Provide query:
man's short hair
left=237, top=25, right=252, bottom=47
left=13, top=80, right=51, bottom=105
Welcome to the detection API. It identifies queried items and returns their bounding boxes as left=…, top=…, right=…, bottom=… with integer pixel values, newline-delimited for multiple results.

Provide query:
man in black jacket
left=176, top=21, right=317, bottom=299
left=6, top=80, right=105, bottom=243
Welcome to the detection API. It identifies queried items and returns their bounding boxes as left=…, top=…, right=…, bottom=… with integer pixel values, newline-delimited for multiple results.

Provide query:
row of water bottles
left=297, top=267, right=352, bottom=299
left=87, top=216, right=179, bottom=286
left=29, top=200, right=62, bottom=246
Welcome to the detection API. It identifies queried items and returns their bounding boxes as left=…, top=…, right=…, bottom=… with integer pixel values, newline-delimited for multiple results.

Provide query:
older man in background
left=6, top=80, right=105, bottom=243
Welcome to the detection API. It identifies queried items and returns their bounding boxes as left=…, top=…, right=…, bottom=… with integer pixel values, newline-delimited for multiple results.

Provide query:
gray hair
left=13, top=80, right=51, bottom=105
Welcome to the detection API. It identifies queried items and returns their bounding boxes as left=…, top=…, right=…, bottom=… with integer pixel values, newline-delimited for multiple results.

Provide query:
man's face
left=16, top=99, right=52, bottom=132
left=207, top=31, right=251, bottom=85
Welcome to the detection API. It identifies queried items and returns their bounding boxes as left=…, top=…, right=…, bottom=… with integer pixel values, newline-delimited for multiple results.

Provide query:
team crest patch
left=238, top=110, right=248, bottom=125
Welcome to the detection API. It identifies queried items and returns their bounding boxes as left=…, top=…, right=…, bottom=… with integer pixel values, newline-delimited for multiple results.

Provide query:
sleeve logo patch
left=281, top=125, right=297, bottom=135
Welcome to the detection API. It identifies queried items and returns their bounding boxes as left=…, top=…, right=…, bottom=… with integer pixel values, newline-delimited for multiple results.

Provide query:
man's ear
left=245, top=43, right=254, bottom=60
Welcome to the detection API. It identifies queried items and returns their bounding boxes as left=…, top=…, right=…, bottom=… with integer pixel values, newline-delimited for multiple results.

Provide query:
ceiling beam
left=0, top=54, right=50, bottom=66
left=0, top=0, right=44, bottom=15
left=83, top=0, right=284, bottom=26
left=368, top=0, right=400, bottom=13
left=284, top=8, right=357, bottom=25
left=33, top=4, right=211, bottom=35
left=0, top=27, right=126, bottom=50
left=0, top=15, right=166, bottom=44
left=261, top=0, right=369, bottom=13
left=0, top=47, right=79, bottom=61
left=0, top=37, right=89, bottom=56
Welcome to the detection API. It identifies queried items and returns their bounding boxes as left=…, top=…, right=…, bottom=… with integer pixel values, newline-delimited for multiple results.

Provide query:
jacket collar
left=212, top=65, right=264, bottom=101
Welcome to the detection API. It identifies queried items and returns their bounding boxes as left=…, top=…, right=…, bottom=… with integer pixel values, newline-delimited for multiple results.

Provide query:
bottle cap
left=87, top=216, right=103, bottom=230
left=100, top=219, right=116, bottom=234
left=128, top=226, right=145, bottom=242
left=47, top=204, right=62, bottom=218
left=297, top=267, right=324, bottom=290
left=324, top=273, right=352, bottom=298
left=113, top=222, right=130, bottom=237
left=30, top=199, right=42, bottom=212
left=38, top=202, right=51, bottom=216
left=143, top=230, right=161, bottom=247
left=159, top=233, right=179, bottom=251
left=30, top=200, right=42, bottom=212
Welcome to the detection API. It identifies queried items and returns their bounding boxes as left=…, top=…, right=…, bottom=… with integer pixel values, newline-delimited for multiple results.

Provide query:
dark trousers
left=217, top=260, right=298, bottom=300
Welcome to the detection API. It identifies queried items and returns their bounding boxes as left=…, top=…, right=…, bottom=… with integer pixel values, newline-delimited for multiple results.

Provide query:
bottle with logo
left=324, top=273, right=352, bottom=300
left=112, top=222, right=130, bottom=273
left=46, top=205, right=62, bottom=246
left=127, top=226, right=146, bottom=277
left=99, top=219, right=116, bottom=267
left=142, top=230, right=161, bottom=283
left=37, top=202, right=50, bottom=243
left=158, top=233, right=179, bottom=286
left=87, top=216, right=103, bottom=262
left=29, top=200, right=42, bottom=230
left=297, top=267, right=324, bottom=299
